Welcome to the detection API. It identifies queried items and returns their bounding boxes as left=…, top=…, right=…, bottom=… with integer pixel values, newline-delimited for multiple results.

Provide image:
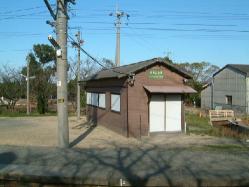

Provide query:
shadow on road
left=0, top=141, right=249, bottom=186
left=0, top=152, right=16, bottom=170
left=70, top=125, right=96, bottom=148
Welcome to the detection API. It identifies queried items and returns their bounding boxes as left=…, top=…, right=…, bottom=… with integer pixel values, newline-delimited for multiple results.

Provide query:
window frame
left=91, top=92, right=99, bottom=107
left=111, top=93, right=121, bottom=113
left=226, top=95, right=232, bottom=105
left=98, top=92, right=106, bottom=109
left=86, top=92, right=92, bottom=105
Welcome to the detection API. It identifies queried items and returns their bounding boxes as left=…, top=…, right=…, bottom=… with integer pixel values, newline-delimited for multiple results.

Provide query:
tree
left=22, top=44, right=56, bottom=114
left=0, top=65, right=25, bottom=111
left=67, top=57, right=114, bottom=111
left=176, top=61, right=219, bottom=83
left=175, top=62, right=219, bottom=106
left=162, top=56, right=174, bottom=64
left=102, top=58, right=115, bottom=69
left=67, top=57, right=100, bottom=111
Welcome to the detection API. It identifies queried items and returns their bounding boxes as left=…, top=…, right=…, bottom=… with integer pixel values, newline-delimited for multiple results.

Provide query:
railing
left=209, top=110, right=235, bottom=124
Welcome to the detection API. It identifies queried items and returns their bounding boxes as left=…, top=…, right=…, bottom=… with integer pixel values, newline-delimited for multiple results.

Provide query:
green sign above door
left=148, top=69, right=164, bottom=79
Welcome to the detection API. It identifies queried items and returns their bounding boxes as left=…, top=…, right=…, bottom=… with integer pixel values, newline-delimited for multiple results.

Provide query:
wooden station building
left=82, top=58, right=196, bottom=138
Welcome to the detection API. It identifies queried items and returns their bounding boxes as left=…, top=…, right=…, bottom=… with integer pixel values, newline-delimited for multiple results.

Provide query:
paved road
left=0, top=145, right=249, bottom=187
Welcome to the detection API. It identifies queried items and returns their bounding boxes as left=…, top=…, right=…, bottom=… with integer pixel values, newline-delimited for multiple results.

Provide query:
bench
left=209, top=110, right=235, bottom=126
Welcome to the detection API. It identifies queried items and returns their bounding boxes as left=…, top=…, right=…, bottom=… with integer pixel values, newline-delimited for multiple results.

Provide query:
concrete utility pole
left=110, top=5, right=129, bottom=67
left=44, top=0, right=75, bottom=148
left=26, top=59, right=30, bottom=115
left=75, top=30, right=83, bottom=121
left=56, top=0, right=69, bottom=148
left=115, top=19, right=120, bottom=67
left=20, top=56, right=35, bottom=115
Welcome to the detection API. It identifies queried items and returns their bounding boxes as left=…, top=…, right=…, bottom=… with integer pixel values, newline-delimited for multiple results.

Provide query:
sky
left=0, top=0, right=248, bottom=69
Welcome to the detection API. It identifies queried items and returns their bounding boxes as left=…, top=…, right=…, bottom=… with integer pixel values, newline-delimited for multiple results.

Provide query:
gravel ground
left=0, top=116, right=246, bottom=148
left=0, top=116, right=249, bottom=186
left=0, top=145, right=249, bottom=186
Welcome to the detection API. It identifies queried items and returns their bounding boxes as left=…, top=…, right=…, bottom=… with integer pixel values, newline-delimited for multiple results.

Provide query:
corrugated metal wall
left=201, top=85, right=212, bottom=109
left=201, top=67, right=248, bottom=114
left=213, top=67, right=246, bottom=113
left=246, top=77, right=249, bottom=114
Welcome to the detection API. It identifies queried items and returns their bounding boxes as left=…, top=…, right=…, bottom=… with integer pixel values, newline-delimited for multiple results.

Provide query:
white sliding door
left=165, top=95, right=182, bottom=132
left=149, top=95, right=165, bottom=132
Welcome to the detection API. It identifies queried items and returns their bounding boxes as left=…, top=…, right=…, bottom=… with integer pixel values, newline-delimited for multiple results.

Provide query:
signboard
left=58, top=98, right=64, bottom=103
left=148, top=69, right=164, bottom=79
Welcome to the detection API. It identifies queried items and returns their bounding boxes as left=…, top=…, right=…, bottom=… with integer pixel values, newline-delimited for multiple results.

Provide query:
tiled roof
left=85, top=57, right=192, bottom=81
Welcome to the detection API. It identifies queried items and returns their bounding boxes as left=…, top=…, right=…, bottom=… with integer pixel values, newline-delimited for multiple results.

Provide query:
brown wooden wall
left=85, top=78, right=128, bottom=136
left=85, top=63, right=187, bottom=138
left=127, top=64, right=186, bottom=137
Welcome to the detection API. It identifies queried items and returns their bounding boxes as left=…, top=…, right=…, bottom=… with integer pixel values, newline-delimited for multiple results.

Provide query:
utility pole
left=56, top=0, right=69, bottom=148
left=44, top=0, right=75, bottom=148
left=26, top=59, right=30, bottom=115
left=110, top=5, right=129, bottom=67
left=74, top=30, right=83, bottom=121
left=115, top=19, right=120, bottom=67
left=20, top=56, right=35, bottom=115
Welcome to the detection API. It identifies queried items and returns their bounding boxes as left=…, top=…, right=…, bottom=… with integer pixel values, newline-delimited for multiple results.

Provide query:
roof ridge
left=228, top=64, right=249, bottom=66
left=214, top=64, right=249, bottom=77
left=85, top=57, right=191, bottom=81
left=112, top=57, right=161, bottom=69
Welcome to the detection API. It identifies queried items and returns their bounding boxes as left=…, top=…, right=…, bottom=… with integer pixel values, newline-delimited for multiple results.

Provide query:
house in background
left=201, top=64, right=249, bottom=114
left=0, top=96, right=8, bottom=106
left=82, top=58, right=196, bottom=138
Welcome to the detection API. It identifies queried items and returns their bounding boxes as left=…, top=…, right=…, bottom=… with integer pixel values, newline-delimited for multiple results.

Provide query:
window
left=86, top=92, right=91, bottom=105
left=111, top=94, right=120, bottom=112
left=91, top=93, right=98, bottom=106
left=98, top=93, right=106, bottom=108
left=226, top=95, right=232, bottom=105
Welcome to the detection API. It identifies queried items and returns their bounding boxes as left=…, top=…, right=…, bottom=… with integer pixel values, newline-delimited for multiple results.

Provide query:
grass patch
left=0, top=111, right=57, bottom=117
left=191, top=144, right=249, bottom=152
left=186, top=112, right=249, bottom=139
left=0, top=110, right=80, bottom=117
left=185, top=112, right=219, bottom=136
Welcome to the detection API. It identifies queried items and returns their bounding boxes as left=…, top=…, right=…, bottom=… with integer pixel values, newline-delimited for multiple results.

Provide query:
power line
left=109, top=5, right=130, bottom=66
left=70, top=26, right=249, bottom=33
left=0, top=5, right=51, bottom=15
left=125, top=26, right=156, bottom=54
left=174, top=23, right=238, bottom=27
left=68, top=34, right=129, bottom=76
left=72, top=21, right=156, bottom=25
left=68, top=34, right=109, bottom=69
left=0, top=33, right=47, bottom=38
left=0, top=10, right=49, bottom=21
left=126, top=26, right=249, bottom=33
left=0, top=49, right=30, bottom=53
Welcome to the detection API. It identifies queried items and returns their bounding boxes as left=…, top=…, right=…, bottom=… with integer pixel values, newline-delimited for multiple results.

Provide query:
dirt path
left=0, top=116, right=247, bottom=149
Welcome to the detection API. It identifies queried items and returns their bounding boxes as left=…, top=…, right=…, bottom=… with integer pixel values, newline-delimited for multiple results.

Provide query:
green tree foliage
left=176, top=62, right=219, bottom=83
left=33, top=44, right=56, bottom=65
left=22, top=44, right=56, bottom=114
left=162, top=56, right=219, bottom=107
left=68, top=79, right=77, bottom=110
left=175, top=62, right=219, bottom=106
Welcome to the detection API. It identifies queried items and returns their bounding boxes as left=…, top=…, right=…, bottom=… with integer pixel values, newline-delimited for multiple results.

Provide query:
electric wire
left=0, top=5, right=51, bottom=15
left=0, top=10, right=49, bottom=21
left=67, top=34, right=129, bottom=76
